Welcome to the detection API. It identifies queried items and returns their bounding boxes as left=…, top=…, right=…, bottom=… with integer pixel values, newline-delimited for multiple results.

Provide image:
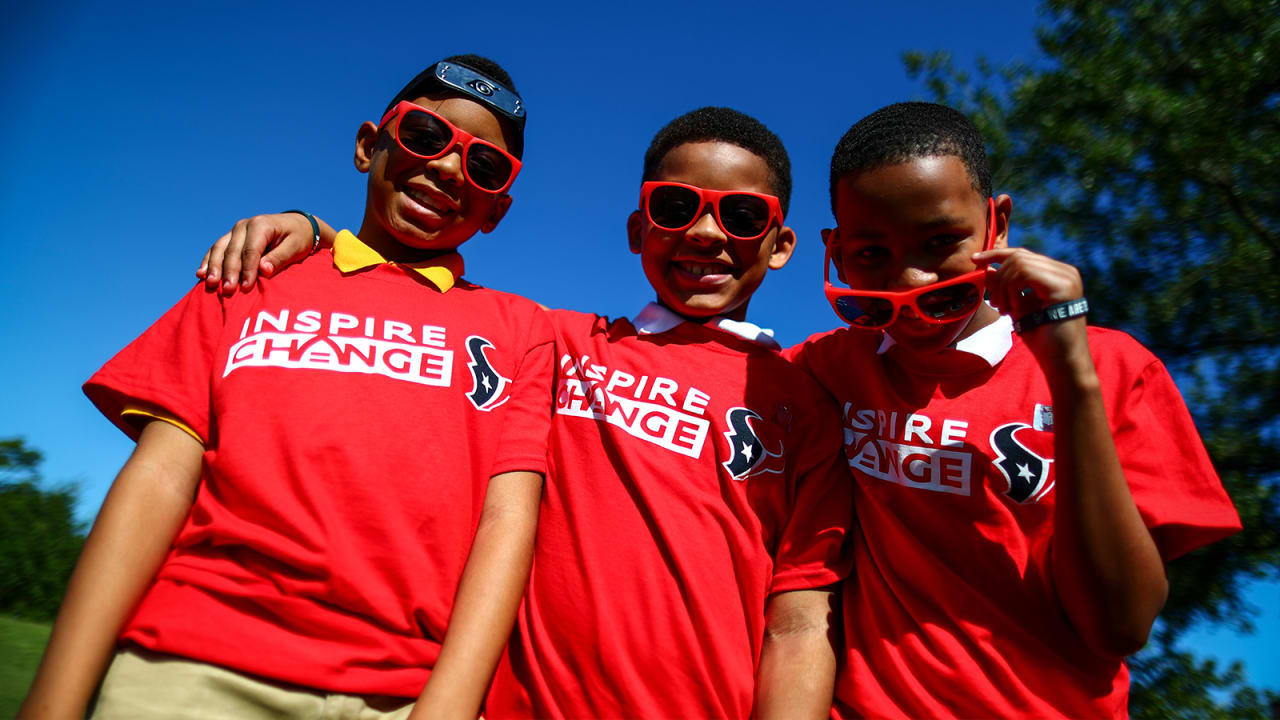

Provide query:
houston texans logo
left=465, top=335, right=510, bottom=411
left=722, top=407, right=785, bottom=481
left=989, top=422, right=1054, bottom=504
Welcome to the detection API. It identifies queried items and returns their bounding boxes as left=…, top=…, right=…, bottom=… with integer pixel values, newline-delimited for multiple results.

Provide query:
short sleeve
left=784, top=328, right=878, bottom=392
left=770, top=391, right=854, bottom=594
left=1110, top=355, right=1241, bottom=561
left=780, top=341, right=806, bottom=367
left=84, top=284, right=224, bottom=444
left=487, top=305, right=556, bottom=477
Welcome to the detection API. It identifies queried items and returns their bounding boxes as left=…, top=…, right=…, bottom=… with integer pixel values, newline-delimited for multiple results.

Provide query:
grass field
left=0, top=615, right=48, bottom=718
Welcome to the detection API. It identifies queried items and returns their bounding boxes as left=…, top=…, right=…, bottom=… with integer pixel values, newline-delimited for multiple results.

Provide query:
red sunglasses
left=823, top=198, right=997, bottom=330
left=378, top=101, right=522, bottom=194
left=640, top=181, right=784, bottom=241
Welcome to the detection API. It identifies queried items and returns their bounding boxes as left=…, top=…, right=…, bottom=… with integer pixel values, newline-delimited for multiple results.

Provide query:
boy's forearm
left=20, top=421, right=202, bottom=719
left=409, top=470, right=542, bottom=720
left=755, top=588, right=838, bottom=720
left=1041, top=322, right=1168, bottom=657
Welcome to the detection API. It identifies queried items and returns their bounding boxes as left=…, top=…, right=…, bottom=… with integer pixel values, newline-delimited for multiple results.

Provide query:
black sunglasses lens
left=717, top=194, right=771, bottom=238
left=918, top=282, right=981, bottom=320
left=465, top=146, right=514, bottom=191
left=836, top=296, right=895, bottom=328
left=397, top=111, right=453, bottom=157
left=647, top=185, right=701, bottom=229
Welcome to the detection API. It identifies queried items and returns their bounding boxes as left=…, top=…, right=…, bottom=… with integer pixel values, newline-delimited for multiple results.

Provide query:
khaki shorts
left=90, top=647, right=414, bottom=720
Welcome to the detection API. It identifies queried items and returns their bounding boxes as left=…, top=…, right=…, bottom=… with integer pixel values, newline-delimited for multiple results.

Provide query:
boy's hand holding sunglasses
left=973, top=246, right=1090, bottom=362
left=823, top=199, right=997, bottom=330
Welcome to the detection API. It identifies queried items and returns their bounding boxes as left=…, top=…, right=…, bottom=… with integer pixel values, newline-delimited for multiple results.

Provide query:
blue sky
left=3, top=0, right=1274, bottom=695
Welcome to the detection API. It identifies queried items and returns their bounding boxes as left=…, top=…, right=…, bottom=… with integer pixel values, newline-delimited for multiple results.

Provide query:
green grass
left=0, top=615, right=49, bottom=718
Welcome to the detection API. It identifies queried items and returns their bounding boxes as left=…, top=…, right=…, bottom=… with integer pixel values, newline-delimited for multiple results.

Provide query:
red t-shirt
left=84, top=248, right=554, bottom=698
left=486, top=306, right=853, bottom=720
left=787, top=320, right=1240, bottom=719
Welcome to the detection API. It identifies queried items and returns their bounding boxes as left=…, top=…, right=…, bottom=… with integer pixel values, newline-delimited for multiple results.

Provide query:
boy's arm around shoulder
left=19, top=420, right=203, bottom=720
left=198, top=212, right=338, bottom=294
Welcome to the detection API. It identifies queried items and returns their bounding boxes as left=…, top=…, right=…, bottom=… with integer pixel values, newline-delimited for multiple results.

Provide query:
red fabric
left=486, top=310, right=852, bottom=720
left=84, top=249, right=554, bottom=698
left=787, top=325, right=1241, bottom=719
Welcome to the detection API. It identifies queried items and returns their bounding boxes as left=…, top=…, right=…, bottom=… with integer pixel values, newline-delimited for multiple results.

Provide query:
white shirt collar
left=631, top=302, right=781, bottom=350
left=876, top=307, right=1014, bottom=367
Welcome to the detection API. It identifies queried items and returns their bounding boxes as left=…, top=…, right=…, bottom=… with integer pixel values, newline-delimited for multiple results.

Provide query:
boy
left=193, top=107, right=853, bottom=719
left=21, top=55, right=553, bottom=720
left=790, top=101, right=1241, bottom=717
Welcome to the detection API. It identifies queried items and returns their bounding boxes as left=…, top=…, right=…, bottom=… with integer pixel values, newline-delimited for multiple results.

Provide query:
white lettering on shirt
left=557, top=353, right=712, bottom=458
left=226, top=308, right=453, bottom=386
left=842, top=403, right=975, bottom=496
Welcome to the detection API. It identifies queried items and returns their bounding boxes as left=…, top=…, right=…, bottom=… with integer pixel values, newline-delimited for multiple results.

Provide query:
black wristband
left=282, top=209, right=321, bottom=254
left=1014, top=298, right=1090, bottom=333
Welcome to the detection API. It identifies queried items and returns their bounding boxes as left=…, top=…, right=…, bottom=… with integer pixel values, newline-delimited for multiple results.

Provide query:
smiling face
left=354, top=93, right=513, bottom=261
left=628, top=141, right=795, bottom=322
left=831, top=154, right=1009, bottom=354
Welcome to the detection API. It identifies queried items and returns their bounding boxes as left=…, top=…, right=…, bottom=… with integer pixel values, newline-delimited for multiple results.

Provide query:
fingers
left=258, top=244, right=290, bottom=278
left=219, top=219, right=250, bottom=295
left=237, top=213, right=318, bottom=288
left=197, top=244, right=216, bottom=281
left=201, top=224, right=242, bottom=292
left=970, top=247, right=1018, bottom=267
left=975, top=248, right=1083, bottom=319
left=236, top=216, right=274, bottom=290
left=202, top=213, right=320, bottom=294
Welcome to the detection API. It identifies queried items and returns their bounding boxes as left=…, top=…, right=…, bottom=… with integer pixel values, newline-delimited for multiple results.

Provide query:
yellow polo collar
left=332, top=229, right=464, bottom=292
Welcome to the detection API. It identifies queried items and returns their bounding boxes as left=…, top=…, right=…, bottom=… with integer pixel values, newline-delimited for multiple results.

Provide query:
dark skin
left=24, top=95, right=535, bottom=720
left=197, top=91, right=513, bottom=292
left=830, top=155, right=1168, bottom=657
left=19, top=421, right=204, bottom=720
left=626, top=141, right=795, bottom=323
left=353, top=94, right=512, bottom=264
left=201, top=155, right=1169, bottom=664
left=194, top=143, right=837, bottom=720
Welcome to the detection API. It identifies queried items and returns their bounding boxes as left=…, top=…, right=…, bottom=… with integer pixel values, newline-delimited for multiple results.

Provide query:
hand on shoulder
left=197, top=213, right=327, bottom=294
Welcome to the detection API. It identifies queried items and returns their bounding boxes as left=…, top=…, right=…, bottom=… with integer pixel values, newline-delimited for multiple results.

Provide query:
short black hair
left=384, top=54, right=524, bottom=158
left=642, top=107, right=792, bottom=216
left=829, top=102, right=991, bottom=213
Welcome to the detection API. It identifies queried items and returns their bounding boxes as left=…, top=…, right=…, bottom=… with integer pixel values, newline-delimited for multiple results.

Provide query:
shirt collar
left=631, top=302, right=781, bottom=350
left=332, top=229, right=465, bottom=293
left=876, top=307, right=1014, bottom=366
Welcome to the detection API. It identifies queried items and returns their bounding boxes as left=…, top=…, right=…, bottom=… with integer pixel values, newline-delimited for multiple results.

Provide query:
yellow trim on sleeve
left=332, top=229, right=464, bottom=292
left=121, top=406, right=204, bottom=445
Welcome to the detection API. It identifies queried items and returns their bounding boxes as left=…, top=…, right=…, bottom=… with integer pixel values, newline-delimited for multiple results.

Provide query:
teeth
left=405, top=187, right=451, bottom=213
left=681, top=262, right=729, bottom=276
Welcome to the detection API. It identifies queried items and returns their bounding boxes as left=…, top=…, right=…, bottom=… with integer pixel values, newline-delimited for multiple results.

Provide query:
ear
left=821, top=228, right=848, bottom=285
left=354, top=121, right=380, bottom=173
left=766, top=225, right=797, bottom=271
left=480, top=194, right=513, bottom=234
left=626, top=210, right=644, bottom=255
left=993, top=193, right=1013, bottom=250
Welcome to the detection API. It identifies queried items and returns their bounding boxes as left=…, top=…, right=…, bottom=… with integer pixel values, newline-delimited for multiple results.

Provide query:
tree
left=904, top=0, right=1279, bottom=715
left=0, top=438, right=85, bottom=621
